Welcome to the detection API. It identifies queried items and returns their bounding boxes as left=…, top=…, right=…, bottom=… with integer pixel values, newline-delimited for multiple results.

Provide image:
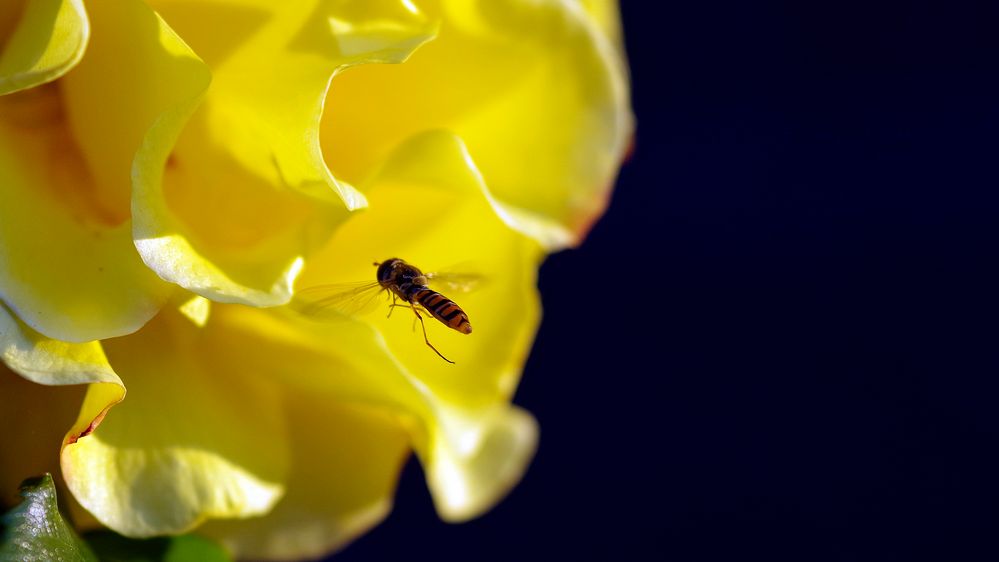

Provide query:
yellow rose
left=0, top=0, right=631, bottom=559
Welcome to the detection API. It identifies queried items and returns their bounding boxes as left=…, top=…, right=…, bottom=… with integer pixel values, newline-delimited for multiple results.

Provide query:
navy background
left=336, top=2, right=999, bottom=561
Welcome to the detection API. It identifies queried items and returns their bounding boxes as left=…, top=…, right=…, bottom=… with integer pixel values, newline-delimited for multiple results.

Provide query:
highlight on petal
left=201, top=399, right=410, bottom=560
left=131, top=0, right=436, bottom=305
left=0, top=0, right=88, bottom=95
left=321, top=0, right=633, bottom=249
left=0, top=303, right=118, bottom=388
left=61, top=309, right=289, bottom=538
left=424, top=403, right=538, bottom=521
left=575, top=0, right=625, bottom=49
left=177, top=294, right=211, bottom=327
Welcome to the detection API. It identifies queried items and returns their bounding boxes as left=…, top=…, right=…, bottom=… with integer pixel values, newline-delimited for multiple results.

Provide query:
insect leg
left=387, top=293, right=400, bottom=319
left=387, top=301, right=423, bottom=331
left=410, top=306, right=454, bottom=364
left=388, top=301, right=418, bottom=320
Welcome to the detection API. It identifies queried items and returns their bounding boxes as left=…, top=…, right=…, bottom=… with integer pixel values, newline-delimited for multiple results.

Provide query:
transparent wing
left=425, top=268, right=485, bottom=294
left=292, top=281, right=387, bottom=319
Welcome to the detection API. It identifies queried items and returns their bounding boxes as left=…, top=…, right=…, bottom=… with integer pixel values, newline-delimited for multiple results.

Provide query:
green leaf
left=0, top=474, right=97, bottom=562
left=83, top=532, right=231, bottom=562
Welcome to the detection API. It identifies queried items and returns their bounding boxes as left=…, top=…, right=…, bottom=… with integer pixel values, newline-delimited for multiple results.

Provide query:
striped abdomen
left=412, top=287, right=472, bottom=334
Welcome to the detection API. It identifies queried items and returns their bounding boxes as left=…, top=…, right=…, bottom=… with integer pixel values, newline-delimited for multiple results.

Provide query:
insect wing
left=424, top=271, right=484, bottom=294
left=293, top=281, right=386, bottom=319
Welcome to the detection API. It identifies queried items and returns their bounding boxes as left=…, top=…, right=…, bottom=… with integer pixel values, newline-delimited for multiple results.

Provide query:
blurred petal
left=0, top=0, right=88, bottom=95
left=322, top=0, right=632, bottom=248
left=575, top=0, right=625, bottom=48
left=61, top=310, right=289, bottom=537
left=0, top=365, right=84, bottom=508
left=131, top=0, right=435, bottom=305
left=202, top=400, right=410, bottom=560
left=424, top=402, right=537, bottom=521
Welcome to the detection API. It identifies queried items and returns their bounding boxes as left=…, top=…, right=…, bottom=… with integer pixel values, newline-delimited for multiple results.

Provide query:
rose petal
left=210, top=302, right=539, bottom=526
left=191, top=132, right=541, bottom=527
left=0, top=89, right=172, bottom=342
left=1, top=303, right=119, bottom=387
left=576, top=0, right=625, bottom=48
left=299, top=131, right=544, bottom=520
left=301, top=131, right=544, bottom=404
left=130, top=0, right=435, bottom=305
left=0, top=0, right=229, bottom=342
left=0, top=0, right=88, bottom=95
left=0, top=269, right=126, bottom=456
left=321, top=0, right=632, bottom=248
left=201, top=400, right=410, bottom=560
left=0, top=303, right=122, bottom=508
left=61, top=309, right=289, bottom=537
left=423, top=402, right=538, bottom=521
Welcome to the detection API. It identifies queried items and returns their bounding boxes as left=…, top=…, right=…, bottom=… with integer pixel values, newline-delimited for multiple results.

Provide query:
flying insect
left=295, top=258, right=476, bottom=363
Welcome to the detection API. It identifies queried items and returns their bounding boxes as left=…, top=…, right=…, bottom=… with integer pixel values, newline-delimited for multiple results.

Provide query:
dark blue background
left=337, top=2, right=999, bottom=560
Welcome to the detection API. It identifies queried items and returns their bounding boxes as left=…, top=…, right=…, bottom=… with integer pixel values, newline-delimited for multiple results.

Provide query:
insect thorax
left=377, top=258, right=427, bottom=297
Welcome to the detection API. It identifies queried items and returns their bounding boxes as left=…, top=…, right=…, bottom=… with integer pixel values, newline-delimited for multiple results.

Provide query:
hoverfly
left=294, top=258, right=477, bottom=364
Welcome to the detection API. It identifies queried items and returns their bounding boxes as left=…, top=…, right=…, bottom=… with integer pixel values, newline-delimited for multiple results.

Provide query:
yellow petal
left=0, top=265, right=126, bottom=455
left=0, top=85, right=172, bottom=342
left=130, top=0, right=435, bottom=305
left=300, top=131, right=544, bottom=520
left=575, top=0, right=625, bottom=48
left=1, top=303, right=123, bottom=507
left=0, top=0, right=228, bottom=342
left=201, top=400, right=410, bottom=560
left=300, top=131, right=544, bottom=405
left=61, top=309, right=289, bottom=537
left=1, top=303, right=118, bottom=387
left=0, top=0, right=88, bottom=95
left=196, top=132, right=541, bottom=526
left=210, top=302, right=539, bottom=527
left=177, top=294, right=211, bottom=327
left=423, top=402, right=538, bottom=521
left=322, top=0, right=632, bottom=249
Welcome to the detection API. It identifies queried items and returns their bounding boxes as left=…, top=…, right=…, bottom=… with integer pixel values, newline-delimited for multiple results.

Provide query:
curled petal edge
left=0, top=303, right=125, bottom=447
left=369, top=129, right=580, bottom=249
left=127, top=33, right=298, bottom=306
left=133, top=5, right=437, bottom=306
left=361, top=327, right=538, bottom=522
left=0, top=0, right=89, bottom=95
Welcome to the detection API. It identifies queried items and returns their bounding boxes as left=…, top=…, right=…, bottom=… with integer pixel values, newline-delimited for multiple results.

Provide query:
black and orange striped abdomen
left=412, top=288, right=472, bottom=334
